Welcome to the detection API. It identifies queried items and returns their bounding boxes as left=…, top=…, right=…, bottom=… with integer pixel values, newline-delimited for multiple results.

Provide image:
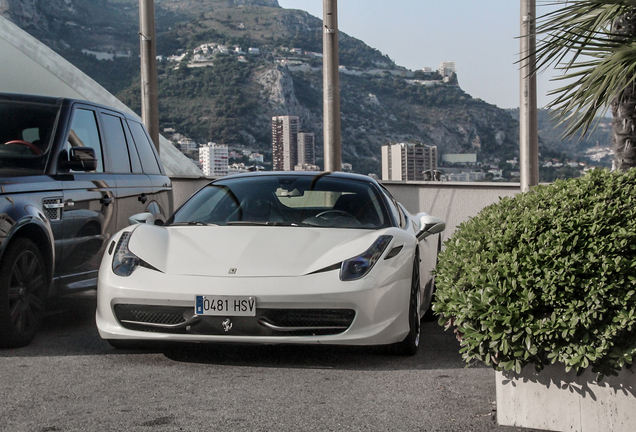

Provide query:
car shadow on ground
left=0, top=291, right=110, bottom=356
left=2, top=290, right=487, bottom=372
left=157, top=320, right=477, bottom=371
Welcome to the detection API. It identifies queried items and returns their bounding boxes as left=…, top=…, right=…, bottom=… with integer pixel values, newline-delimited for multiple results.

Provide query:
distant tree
left=536, top=0, right=636, bottom=170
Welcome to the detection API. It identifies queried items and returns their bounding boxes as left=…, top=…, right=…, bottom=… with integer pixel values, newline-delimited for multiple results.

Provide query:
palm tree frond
left=536, top=0, right=636, bottom=138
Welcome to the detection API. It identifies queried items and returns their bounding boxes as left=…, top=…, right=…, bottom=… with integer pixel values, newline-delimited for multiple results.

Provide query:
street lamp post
left=323, top=0, right=342, bottom=172
left=139, top=0, right=160, bottom=152
left=520, top=0, right=539, bottom=191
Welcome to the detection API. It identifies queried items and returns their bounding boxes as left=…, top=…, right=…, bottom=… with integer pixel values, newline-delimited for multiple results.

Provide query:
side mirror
left=129, top=212, right=155, bottom=225
left=416, top=214, right=446, bottom=240
left=60, top=147, right=98, bottom=171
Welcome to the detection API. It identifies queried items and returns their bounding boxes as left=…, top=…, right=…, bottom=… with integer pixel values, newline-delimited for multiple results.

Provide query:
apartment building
left=438, top=61, right=456, bottom=78
left=381, top=143, right=438, bottom=181
left=272, top=115, right=299, bottom=171
left=199, top=142, right=229, bottom=177
left=297, top=132, right=316, bottom=166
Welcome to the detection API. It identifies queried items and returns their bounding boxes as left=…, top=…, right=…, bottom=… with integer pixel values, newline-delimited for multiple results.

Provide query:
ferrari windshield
left=0, top=99, right=60, bottom=176
left=170, top=174, right=392, bottom=229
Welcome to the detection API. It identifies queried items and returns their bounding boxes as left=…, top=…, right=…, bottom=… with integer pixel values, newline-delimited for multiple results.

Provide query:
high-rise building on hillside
left=297, top=132, right=316, bottom=166
left=199, top=142, right=229, bottom=177
left=272, top=115, right=299, bottom=171
left=438, top=61, right=456, bottom=78
left=381, top=143, right=438, bottom=181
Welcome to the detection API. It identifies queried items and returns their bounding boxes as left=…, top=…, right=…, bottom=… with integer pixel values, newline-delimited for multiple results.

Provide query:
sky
left=277, top=0, right=564, bottom=110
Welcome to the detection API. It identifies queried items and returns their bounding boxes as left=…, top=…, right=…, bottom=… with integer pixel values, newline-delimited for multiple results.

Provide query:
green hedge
left=433, top=169, right=636, bottom=379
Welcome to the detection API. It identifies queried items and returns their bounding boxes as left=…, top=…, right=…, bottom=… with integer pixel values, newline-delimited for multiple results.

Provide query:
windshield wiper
left=226, top=221, right=302, bottom=227
left=169, top=221, right=216, bottom=226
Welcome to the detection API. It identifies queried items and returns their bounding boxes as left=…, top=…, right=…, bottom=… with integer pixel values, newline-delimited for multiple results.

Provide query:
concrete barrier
left=383, top=181, right=521, bottom=239
left=496, top=365, right=636, bottom=431
left=170, top=177, right=212, bottom=209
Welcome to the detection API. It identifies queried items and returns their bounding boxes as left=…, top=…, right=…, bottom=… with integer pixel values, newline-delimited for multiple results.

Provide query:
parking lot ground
left=0, top=292, right=542, bottom=432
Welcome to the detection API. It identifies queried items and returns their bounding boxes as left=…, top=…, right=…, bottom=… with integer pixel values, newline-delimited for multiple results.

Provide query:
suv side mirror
left=416, top=214, right=446, bottom=240
left=60, top=147, right=98, bottom=171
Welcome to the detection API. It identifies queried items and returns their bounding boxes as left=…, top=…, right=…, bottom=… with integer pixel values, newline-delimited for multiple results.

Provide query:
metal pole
left=139, top=0, right=160, bottom=152
left=520, top=0, right=538, bottom=191
left=323, top=0, right=342, bottom=172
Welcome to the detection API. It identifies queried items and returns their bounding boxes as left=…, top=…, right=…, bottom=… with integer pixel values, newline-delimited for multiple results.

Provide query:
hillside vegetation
left=2, top=0, right=610, bottom=175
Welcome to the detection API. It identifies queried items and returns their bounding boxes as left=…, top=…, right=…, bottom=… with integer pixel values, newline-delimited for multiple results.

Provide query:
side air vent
left=42, top=198, right=64, bottom=221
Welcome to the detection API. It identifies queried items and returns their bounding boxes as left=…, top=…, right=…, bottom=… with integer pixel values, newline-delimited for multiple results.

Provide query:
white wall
left=384, top=181, right=521, bottom=240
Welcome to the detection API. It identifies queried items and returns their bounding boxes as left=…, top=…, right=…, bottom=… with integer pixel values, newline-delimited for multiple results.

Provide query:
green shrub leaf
left=433, top=169, right=636, bottom=381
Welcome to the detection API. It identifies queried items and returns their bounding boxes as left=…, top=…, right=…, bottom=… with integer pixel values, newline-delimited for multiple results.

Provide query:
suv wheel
left=0, top=238, right=48, bottom=348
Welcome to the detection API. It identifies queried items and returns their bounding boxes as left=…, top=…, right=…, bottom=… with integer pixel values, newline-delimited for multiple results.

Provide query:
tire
left=423, top=235, right=442, bottom=322
left=0, top=238, right=48, bottom=348
left=390, top=257, right=421, bottom=356
left=422, top=279, right=438, bottom=322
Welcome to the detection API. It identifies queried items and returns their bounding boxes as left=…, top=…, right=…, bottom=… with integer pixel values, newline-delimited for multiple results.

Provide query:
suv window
left=101, top=113, right=131, bottom=173
left=0, top=100, right=59, bottom=174
left=128, top=120, right=161, bottom=174
left=66, top=108, right=104, bottom=172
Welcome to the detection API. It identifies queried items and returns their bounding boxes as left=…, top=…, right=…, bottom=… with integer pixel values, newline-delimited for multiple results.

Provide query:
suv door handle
left=100, top=196, right=114, bottom=206
left=138, top=194, right=148, bottom=204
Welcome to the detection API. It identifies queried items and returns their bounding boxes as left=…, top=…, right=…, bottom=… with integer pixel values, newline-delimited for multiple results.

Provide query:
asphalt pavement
left=0, top=292, right=542, bottom=432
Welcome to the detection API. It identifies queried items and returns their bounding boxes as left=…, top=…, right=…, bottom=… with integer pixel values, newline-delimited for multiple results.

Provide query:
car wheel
left=390, top=257, right=421, bottom=356
left=422, top=278, right=437, bottom=322
left=0, top=238, right=48, bottom=348
left=423, top=236, right=442, bottom=322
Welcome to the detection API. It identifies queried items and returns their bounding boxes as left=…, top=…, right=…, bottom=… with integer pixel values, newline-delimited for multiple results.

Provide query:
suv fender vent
left=42, top=198, right=63, bottom=221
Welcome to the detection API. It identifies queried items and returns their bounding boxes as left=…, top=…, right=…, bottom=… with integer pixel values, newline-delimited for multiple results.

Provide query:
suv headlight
left=340, top=235, right=392, bottom=281
left=112, top=231, right=141, bottom=277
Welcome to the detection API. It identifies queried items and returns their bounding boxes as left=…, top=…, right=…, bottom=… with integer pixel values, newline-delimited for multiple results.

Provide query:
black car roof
left=0, top=92, right=140, bottom=121
left=0, top=92, right=65, bottom=105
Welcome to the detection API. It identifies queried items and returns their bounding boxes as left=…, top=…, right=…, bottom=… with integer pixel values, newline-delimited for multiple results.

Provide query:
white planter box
left=496, top=364, right=636, bottom=431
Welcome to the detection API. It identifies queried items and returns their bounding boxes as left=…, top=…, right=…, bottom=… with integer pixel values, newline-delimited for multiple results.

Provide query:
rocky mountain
left=2, top=0, right=596, bottom=175
left=508, top=109, right=613, bottom=159
left=0, top=0, right=139, bottom=50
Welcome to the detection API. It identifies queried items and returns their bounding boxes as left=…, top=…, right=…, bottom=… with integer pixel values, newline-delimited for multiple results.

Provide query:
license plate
left=195, top=295, right=256, bottom=316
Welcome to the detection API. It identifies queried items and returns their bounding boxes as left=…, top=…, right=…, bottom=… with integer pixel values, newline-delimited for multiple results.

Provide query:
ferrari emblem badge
left=222, top=318, right=233, bottom=332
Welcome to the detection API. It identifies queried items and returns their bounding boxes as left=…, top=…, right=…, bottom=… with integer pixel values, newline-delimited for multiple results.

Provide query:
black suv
left=0, top=93, right=172, bottom=347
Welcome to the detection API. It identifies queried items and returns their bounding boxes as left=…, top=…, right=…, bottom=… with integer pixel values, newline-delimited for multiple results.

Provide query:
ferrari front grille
left=258, top=309, right=355, bottom=335
left=112, top=304, right=355, bottom=337
left=113, top=304, right=193, bottom=334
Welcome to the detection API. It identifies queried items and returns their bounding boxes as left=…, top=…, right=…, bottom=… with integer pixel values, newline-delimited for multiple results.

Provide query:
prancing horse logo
left=222, top=318, right=233, bottom=332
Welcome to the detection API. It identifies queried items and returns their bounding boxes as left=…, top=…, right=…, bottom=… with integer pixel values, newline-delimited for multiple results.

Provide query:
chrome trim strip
left=43, top=202, right=64, bottom=209
left=121, top=315, right=199, bottom=329
left=258, top=318, right=348, bottom=332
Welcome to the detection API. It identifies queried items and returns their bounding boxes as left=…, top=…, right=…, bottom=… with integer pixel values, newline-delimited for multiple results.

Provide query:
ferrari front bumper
left=96, top=260, right=412, bottom=346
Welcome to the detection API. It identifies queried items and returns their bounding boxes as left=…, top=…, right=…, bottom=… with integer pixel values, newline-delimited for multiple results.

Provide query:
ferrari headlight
left=340, top=235, right=392, bottom=281
left=112, top=231, right=140, bottom=277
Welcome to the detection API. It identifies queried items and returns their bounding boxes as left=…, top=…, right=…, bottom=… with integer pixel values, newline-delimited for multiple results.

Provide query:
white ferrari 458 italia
left=96, top=172, right=445, bottom=355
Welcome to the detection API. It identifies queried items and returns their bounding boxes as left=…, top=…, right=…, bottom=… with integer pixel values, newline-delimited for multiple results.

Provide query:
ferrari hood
left=126, top=224, right=392, bottom=277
